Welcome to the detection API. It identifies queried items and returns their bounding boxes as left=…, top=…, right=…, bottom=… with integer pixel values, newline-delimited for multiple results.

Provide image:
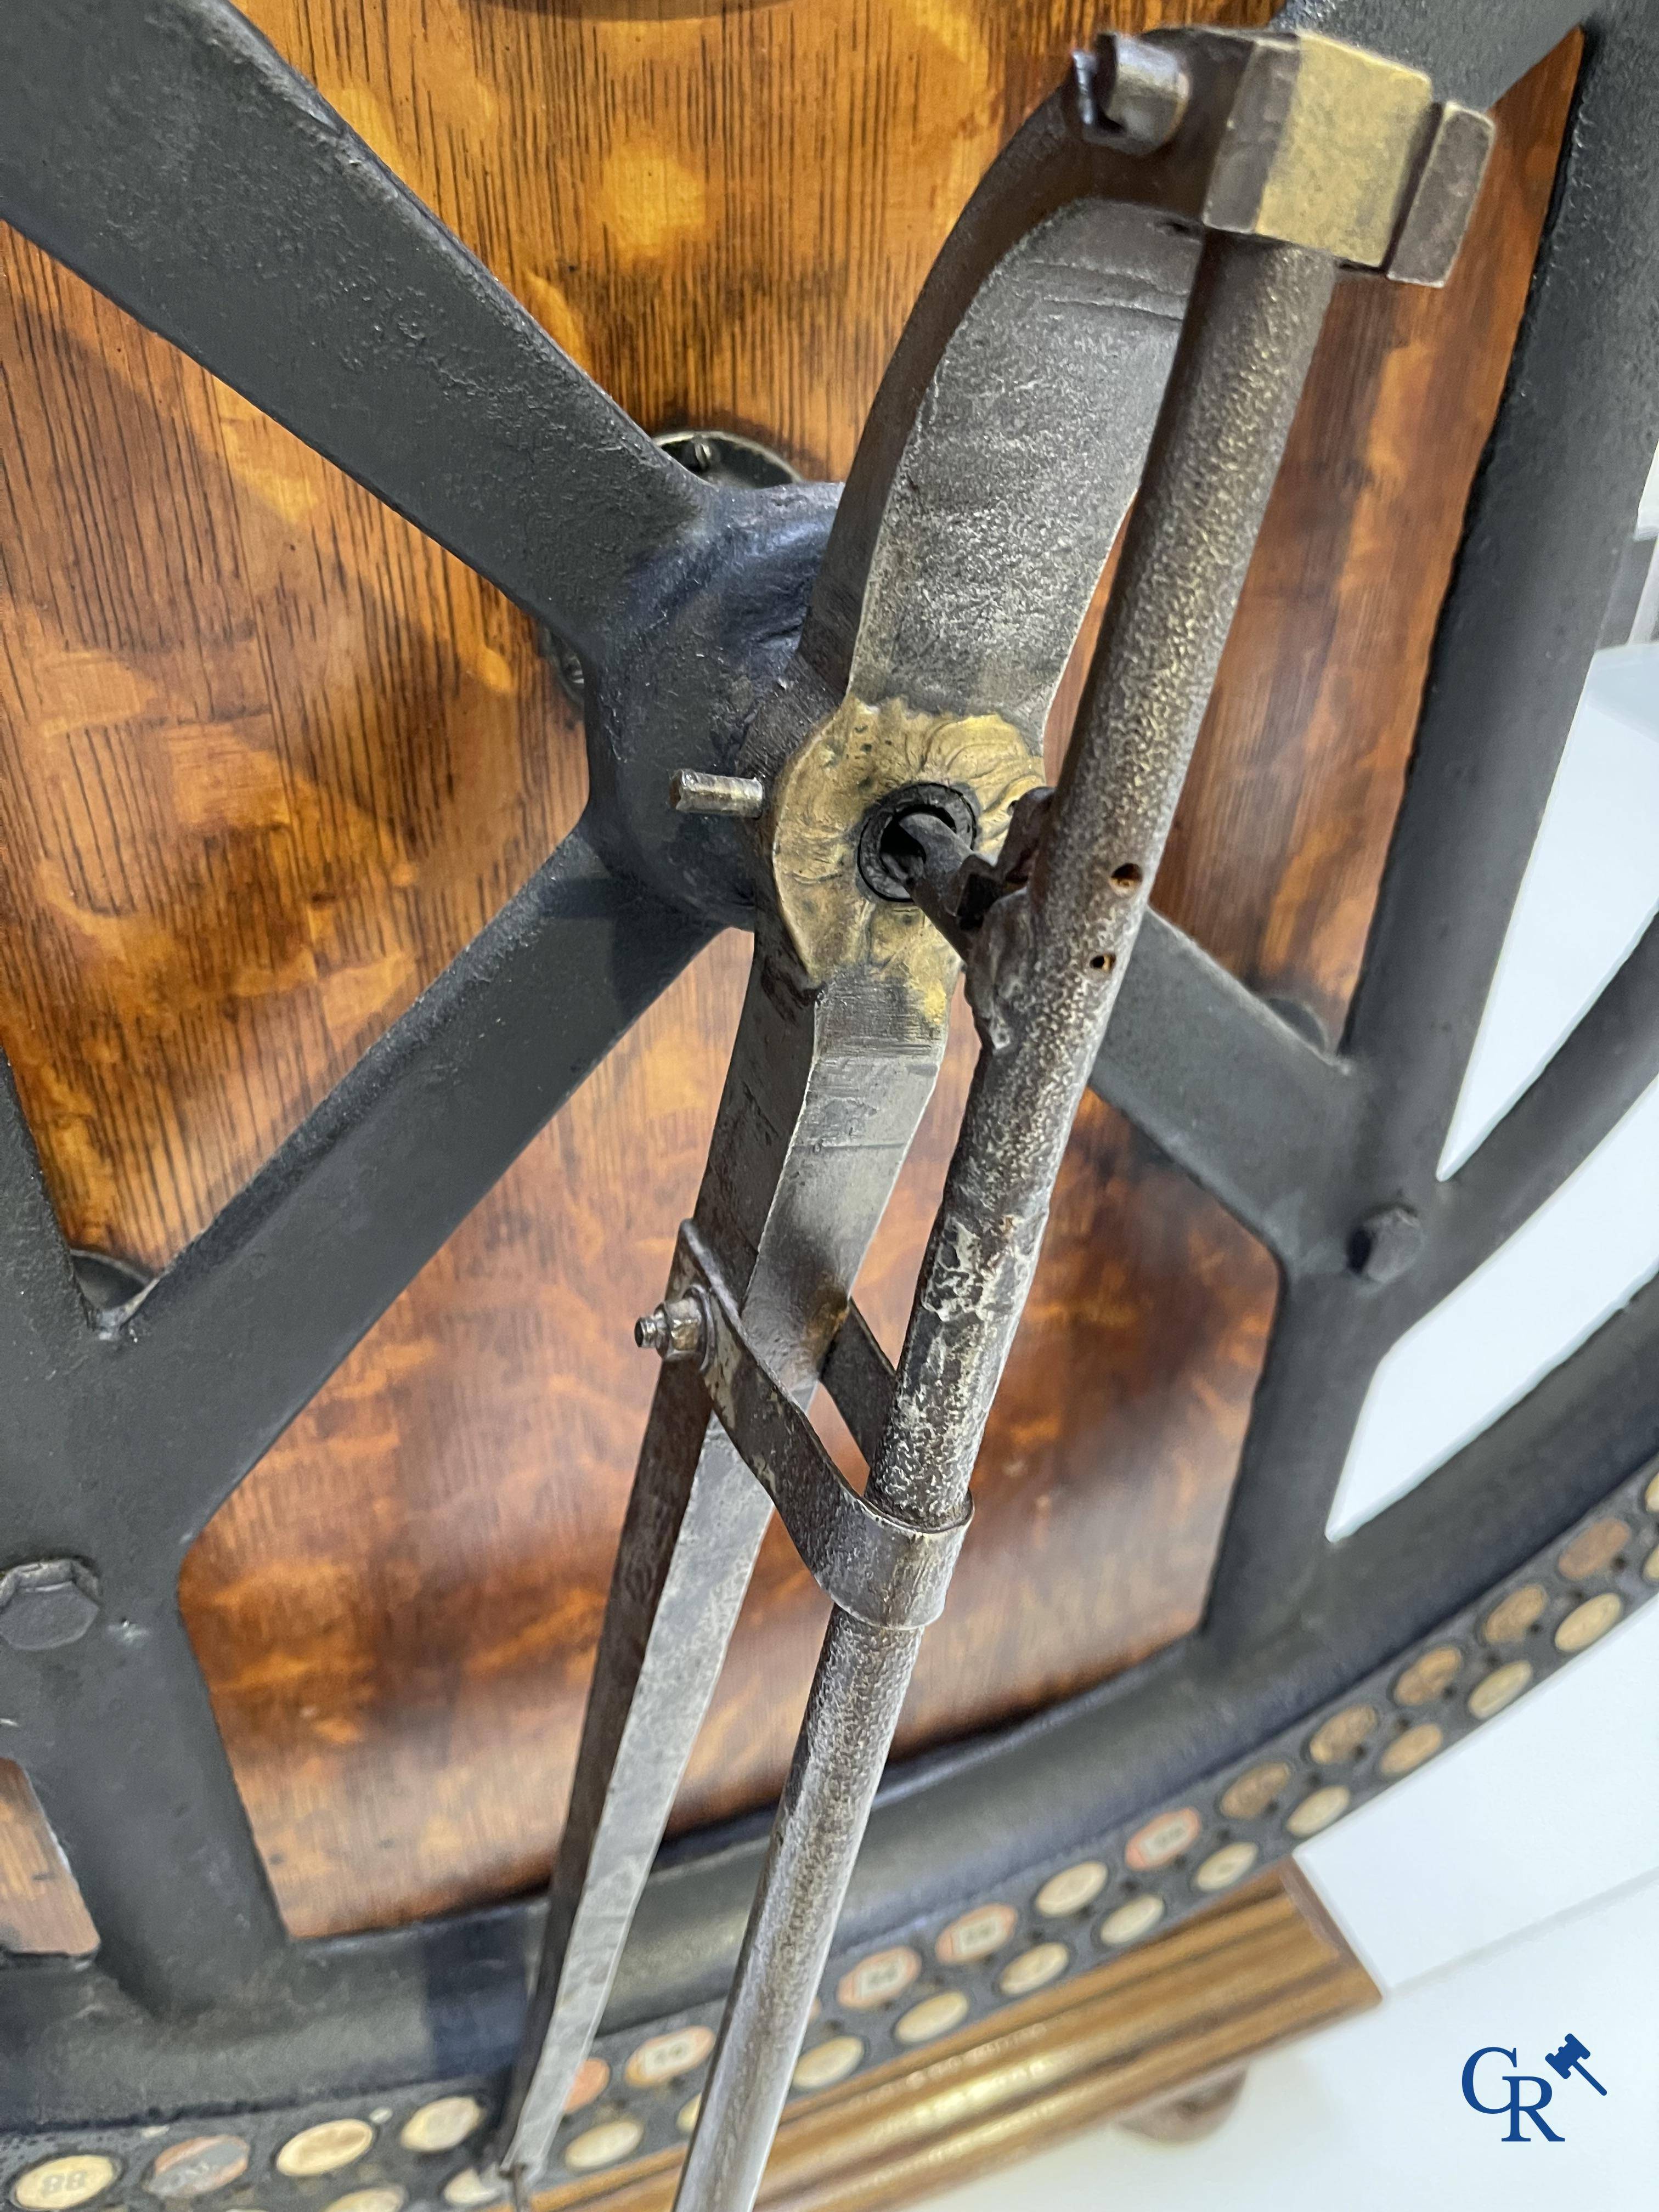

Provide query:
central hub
left=856, top=782, right=979, bottom=904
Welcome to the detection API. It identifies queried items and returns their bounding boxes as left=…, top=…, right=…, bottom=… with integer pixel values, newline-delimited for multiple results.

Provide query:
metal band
left=678, top=1224, right=969, bottom=1632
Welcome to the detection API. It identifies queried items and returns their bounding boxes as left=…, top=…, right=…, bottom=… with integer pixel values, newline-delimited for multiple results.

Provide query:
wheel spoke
left=1431, top=912, right=1659, bottom=1289
left=109, top=825, right=711, bottom=1549
left=0, top=0, right=708, bottom=656
left=1090, top=911, right=1359, bottom=1266
left=1341, top=24, right=1659, bottom=1183
left=0, top=1058, right=85, bottom=1400
left=1, top=1602, right=288, bottom=2014
left=1199, top=1275, right=1386, bottom=1651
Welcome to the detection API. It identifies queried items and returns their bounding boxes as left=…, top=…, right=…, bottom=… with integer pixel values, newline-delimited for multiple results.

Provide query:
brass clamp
left=1070, top=24, right=1495, bottom=287
left=639, top=1222, right=971, bottom=1632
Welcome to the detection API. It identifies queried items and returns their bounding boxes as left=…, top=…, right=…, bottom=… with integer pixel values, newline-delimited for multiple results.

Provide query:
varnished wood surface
left=527, top=1869, right=1376, bottom=2210
left=0, top=1762, right=96, bottom=1955
left=0, top=3, right=1576, bottom=1948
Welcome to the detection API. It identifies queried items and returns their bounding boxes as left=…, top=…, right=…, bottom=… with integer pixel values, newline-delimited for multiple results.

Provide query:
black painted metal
left=1201, top=0, right=1659, bottom=1649
left=0, top=827, right=711, bottom=2020
left=1090, top=911, right=1358, bottom=1266
left=0, top=0, right=1655, bottom=2160
left=0, top=0, right=706, bottom=661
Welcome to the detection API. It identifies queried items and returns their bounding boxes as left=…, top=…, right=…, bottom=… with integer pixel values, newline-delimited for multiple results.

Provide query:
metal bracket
left=1070, top=27, right=1494, bottom=286
left=657, top=1223, right=970, bottom=1631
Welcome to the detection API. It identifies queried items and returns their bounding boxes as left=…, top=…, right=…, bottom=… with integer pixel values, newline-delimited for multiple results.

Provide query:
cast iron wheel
left=0, top=0, right=1657, bottom=2195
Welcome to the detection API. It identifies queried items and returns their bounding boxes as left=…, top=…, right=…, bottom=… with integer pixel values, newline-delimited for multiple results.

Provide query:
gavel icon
left=1545, top=2034, right=1606, bottom=2095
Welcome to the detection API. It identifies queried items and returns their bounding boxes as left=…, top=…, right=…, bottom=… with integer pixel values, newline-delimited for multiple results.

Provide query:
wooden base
left=533, top=1868, right=1376, bottom=2212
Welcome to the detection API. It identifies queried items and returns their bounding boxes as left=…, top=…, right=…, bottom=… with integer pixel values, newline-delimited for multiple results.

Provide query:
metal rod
left=494, top=957, right=951, bottom=2189
left=672, top=233, right=1340, bottom=2212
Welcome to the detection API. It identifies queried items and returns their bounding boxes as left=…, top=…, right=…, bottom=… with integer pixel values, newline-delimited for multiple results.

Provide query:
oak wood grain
left=0, top=4, right=1576, bottom=1950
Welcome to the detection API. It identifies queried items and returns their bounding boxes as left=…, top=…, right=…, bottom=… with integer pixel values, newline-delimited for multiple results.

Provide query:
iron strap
left=672, top=1222, right=969, bottom=1632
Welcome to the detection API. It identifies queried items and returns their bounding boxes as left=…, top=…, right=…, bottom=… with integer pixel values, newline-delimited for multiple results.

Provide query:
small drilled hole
left=1089, top=951, right=1115, bottom=973
left=1109, top=862, right=1143, bottom=893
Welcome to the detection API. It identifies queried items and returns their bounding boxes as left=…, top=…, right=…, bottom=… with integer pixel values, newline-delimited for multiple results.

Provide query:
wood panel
left=525, top=1869, right=1376, bottom=2210
left=0, top=1, right=1576, bottom=1948
left=0, top=1763, right=96, bottom=1956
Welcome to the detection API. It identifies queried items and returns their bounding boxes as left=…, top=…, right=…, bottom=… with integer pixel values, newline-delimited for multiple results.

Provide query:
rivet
left=1481, top=1583, right=1547, bottom=1645
left=1099, top=1893, right=1164, bottom=1946
left=1468, top=1659, right=1532, bottom=1719
left=399, top=2099, right=484, bottom=2155
left=439, top=2169, right=504, bottom=2209
left=13, top=2158, right=119, bottom=2211
left=1379, top=1722, right=1443, bottom=1778
left=894, top=1990, right=971, bottom=2045
left=998, top=1941, right=1070, bottom=1997
left=1558, top=1519, right=1629, bottom=1582
left=1285, top=1785, right=1350, bottom=1838
left=1307, top=1703, right=1378, bottom=1765
left=792, top=2036, right=865, bottom=2094
left=320, top=2191, right=404, bottom=2212
left=624, top=2024, right=715, bottom=2089
left=935, top=1902, right=1018, bottom=1965
left=1035, top=1861, right=1108, bottom=1918
left=1125, top=1806, right=1200, bottom=1871
left=275, top=2123, right=374, bottom=2180
left=564, top=2057, right=610, bottom=2114
left=836, top=1945, right=920, bottom=2010
left=1192, top=1841, right=1259, bottom=1893
left=1555, top=1592, right=1623, bottom=1654
left=144, top=2139, right=250, bottom=2199
left=1393, top=1645, right=1461, bottom=1706
left=1218, top=1761, right=1291, bottom=1822
left=563, top=2119, right=643, bottom=2175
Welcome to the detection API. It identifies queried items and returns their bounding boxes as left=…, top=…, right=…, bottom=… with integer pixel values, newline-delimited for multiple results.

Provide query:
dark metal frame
left=0, top=0, right=1655, bottom=2175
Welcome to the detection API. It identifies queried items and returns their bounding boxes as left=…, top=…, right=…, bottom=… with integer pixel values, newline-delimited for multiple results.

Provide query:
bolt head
left=1347, top=1204, right=1422, bottom=1285
left=0, top=1560, right=100, bottom=1651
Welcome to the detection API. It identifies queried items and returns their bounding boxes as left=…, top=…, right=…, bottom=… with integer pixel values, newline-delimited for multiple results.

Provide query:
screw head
left=0, top=1559, right=100, bottom=1651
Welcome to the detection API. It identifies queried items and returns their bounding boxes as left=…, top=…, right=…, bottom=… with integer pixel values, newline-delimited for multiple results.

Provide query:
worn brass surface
left=768, top=697, right=1043, bottom=1014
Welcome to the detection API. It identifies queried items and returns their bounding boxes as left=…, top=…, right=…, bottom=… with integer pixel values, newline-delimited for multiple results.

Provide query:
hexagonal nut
left=0, top=1559, right=100, bottom=1651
